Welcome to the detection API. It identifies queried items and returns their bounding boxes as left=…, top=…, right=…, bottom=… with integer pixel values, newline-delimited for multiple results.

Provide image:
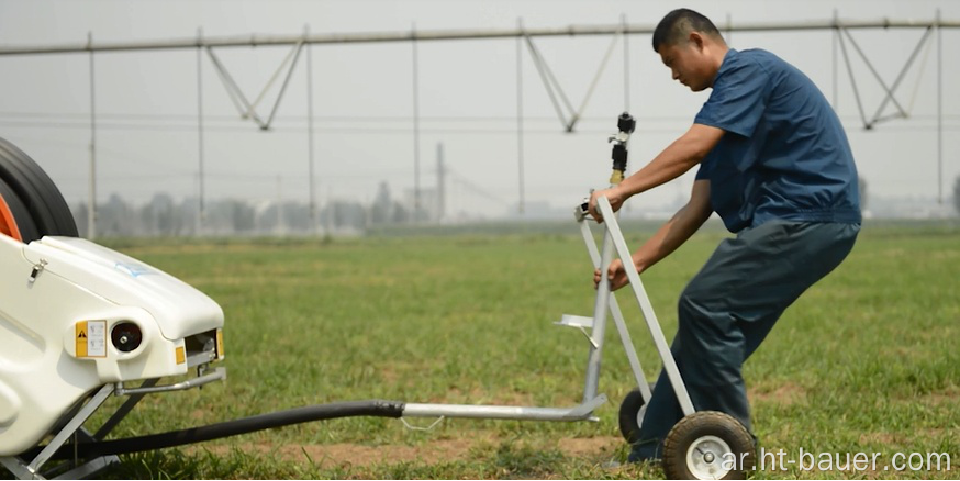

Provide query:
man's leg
left=628, top=221, right=859, bottom=461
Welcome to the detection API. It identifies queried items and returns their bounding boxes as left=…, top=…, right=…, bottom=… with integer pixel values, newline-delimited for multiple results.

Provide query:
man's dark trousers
left=629, top=220, right=860, bottom=461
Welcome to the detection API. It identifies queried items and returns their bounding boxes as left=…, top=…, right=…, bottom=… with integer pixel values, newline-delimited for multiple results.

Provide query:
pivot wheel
left=0, top=136, right=78, bottom=242
left=0, top=179, right=39, bottom=243
left=662, top=411, right=755, bottom=480
left=617, top=389, right=647, bottom=445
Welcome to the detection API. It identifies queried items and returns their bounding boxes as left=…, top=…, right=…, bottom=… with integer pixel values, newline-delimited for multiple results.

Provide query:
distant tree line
left=71, top=182, right=420, bottom=237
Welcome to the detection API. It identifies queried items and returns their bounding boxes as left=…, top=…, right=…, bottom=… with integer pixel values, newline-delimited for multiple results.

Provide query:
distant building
left=403, top=188, right=440, bottom=223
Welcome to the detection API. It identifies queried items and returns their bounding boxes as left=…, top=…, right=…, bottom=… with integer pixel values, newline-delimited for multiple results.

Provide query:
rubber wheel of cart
left=0, top=178, right=39, bottom=243
left=662, top=411, right=755, bottom=480
left=617, top=389, right=647, bottom=445
left=0, top=136, right=78, bottom=239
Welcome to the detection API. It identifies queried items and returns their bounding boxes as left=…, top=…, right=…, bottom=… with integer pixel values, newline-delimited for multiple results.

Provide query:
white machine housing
left=0, top=234, right=224, bottom=457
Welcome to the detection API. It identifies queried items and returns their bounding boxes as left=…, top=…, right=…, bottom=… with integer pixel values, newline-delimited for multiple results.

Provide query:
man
left=587, top=8, right=861, bottom=462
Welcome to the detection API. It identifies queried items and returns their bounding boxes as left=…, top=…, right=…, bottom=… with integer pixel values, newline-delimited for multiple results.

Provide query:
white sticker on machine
left=76, top=320, right=107, bottom=358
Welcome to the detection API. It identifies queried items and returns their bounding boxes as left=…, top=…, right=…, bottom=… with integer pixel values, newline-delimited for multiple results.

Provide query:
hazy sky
left=0, top=0, right=957, bottom=218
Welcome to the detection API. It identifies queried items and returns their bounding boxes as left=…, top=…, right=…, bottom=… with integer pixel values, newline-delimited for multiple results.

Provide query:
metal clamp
left=574, top=199, right=591, bottom=222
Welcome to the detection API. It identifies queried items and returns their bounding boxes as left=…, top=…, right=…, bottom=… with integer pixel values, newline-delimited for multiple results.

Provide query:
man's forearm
left=617, top=127, right=717, bottom=198
left=633, top=202, right=710, bottom=272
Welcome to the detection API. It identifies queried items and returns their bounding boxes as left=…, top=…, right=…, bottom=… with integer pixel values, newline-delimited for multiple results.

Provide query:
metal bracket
left=28, top=385, right=114, bottom=473
left=1, top=451, right=119, bottom=481
left=115, top=367, right=225, bottom=395
left=555, top=314, right=593, bottom=328
left=206, top=41, right=305, bottom=131
left=554, top=315, right=601, bottom=349
left=0, top=385, right=118, bottom=480
left=0, top=457, right=33, bottom=480
left=523, top=27, right=622, bottom=133
left=50, top=455, right=119, bottom=480
left=577, top=326, right=599, bottom=349
left=567, top=393, right=607, bottom=419
left=837, top=25, right=934, bottom=130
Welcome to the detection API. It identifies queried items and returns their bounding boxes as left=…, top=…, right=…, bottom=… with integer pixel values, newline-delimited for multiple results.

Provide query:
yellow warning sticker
left=76, top=321, right=106, bottom=358
left=76, top=321, right=87, bottom=357
left=215, top=329, right=225, bottom=359
left=175, top=346, right=186, bottom=365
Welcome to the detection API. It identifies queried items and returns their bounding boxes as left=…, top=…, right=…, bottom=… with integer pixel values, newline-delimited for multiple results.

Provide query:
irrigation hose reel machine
left=0, top=115, right=754, bottom=480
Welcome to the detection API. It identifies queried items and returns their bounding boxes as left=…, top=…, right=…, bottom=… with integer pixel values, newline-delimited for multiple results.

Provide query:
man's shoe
left=627, top=439, right=662, bottom=464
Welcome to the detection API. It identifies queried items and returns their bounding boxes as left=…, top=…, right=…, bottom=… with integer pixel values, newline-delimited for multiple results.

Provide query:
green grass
left=5, top=221, right=960, bottom=479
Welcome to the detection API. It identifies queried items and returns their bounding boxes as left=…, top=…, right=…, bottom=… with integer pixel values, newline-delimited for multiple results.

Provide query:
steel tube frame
left=595, top=197, right=695, bottom=416
left=516, top=18, right=525, bottom=214
left=412, top=23, right=421, bottom=221
left=87, top=32, right=97, bottom=239
left=836, top=27, right=869, bottom=129
left=621, top=13, right=630, bottom=112
left=402, top=395, right=605, bottom=422
left=578, top=219, right=651, bottom=403
left=0, top=370, right=227, bottom=480
left=196, top=28, right=205, bottom=235
left=937, top=9, right=943, bottom=203
left=833, top=10, right=839, bottom=109
left=2, top=19, right=959, bottom=55
left=305, top=24, right=317, bottom=232
left=844, top=28, right=933, bottom=127
left=18, top=385, right=115, bottom=476
left=94, top=379, right=159, bottom=440
left=399, top=195, right=687, bottom=422
left=582, top=224, right=614, bottom=403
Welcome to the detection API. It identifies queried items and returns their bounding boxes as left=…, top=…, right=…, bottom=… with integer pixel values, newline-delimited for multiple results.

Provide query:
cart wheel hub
left=686, top=435, right=732, bottom=480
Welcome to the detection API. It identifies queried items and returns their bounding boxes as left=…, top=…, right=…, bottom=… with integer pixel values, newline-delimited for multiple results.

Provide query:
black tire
left=617, top=389, right=646, bottom=444
left=0, top=178, right=40, bottom=243
left=0, top=136, right=78, bottom=238
left=662, top=411, right=755, bottom=480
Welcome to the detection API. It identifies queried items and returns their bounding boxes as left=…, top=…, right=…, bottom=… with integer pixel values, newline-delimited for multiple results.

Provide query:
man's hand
left=588, top=186, right=629, bottom=223
left=593, top=257, right=640, bottom=291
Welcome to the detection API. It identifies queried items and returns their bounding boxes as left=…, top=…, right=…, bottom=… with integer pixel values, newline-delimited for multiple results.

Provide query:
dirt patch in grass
left=378, top=361, right=427, bottom=384
left=556, top=436, right=622, bottom=457
left=198, top=438, right=475, bottom=468
left=749, top=382, right=807, bottom=406
left=858, top=432, right=907, bottom=445
left=920, top=388, right=960, bottom=407
left=295, top=437, right=477, bottom=467
left=918, top=427, right=945, bottom=438
left=198, top=435, right=623, bottom=468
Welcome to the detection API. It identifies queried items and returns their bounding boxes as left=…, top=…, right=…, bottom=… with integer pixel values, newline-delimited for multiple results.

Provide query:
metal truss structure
left=0, top=14, right=957, bottom=236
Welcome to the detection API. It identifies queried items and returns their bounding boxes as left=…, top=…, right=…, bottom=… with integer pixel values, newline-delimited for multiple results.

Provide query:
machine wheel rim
left=685, top=435, right=733, bottom=480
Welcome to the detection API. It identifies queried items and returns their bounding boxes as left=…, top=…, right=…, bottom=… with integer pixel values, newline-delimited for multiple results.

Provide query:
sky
left=0, top=0, right=957, bottom=218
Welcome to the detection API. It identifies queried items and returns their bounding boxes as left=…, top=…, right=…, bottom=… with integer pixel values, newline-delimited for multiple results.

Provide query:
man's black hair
left=652, top=9, right=722, bottom=52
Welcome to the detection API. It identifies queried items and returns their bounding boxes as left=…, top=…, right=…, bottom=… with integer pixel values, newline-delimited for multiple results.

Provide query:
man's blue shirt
left=694, top=48, right=861, bottom=233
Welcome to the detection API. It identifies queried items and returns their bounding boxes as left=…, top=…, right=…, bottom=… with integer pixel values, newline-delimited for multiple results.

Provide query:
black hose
left=25, top=399, right=405, bottom=461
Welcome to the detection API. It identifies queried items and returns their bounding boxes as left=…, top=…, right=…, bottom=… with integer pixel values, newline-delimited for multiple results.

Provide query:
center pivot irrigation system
left=0, top=14, right=957, bottom=236
left=0, top=113, right=753, bottom=480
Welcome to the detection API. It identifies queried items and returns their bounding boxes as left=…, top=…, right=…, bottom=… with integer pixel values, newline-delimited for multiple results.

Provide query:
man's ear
left=689, top=31, right=705, bottom=52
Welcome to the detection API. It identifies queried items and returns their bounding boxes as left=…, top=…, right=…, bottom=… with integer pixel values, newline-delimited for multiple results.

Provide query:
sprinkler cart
left=0, top=114, right=754, bottom=480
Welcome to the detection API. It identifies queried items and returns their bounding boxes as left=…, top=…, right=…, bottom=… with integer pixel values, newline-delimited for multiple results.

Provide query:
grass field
left=6, top=221, right=959, bottom=479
